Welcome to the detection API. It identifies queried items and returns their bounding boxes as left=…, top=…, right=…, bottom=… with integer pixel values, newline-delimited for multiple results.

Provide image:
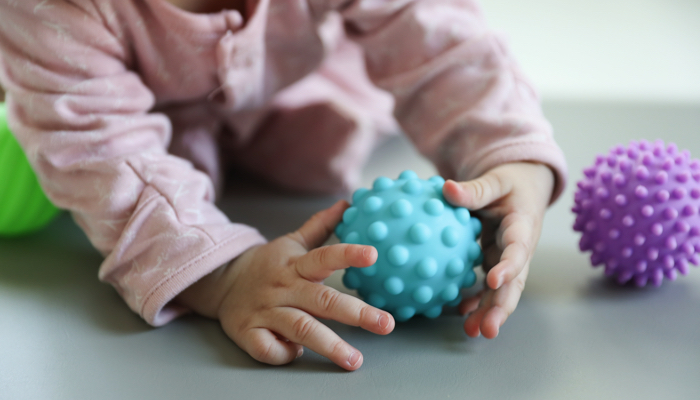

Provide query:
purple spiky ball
left=573, top=139, right=700, bottom=287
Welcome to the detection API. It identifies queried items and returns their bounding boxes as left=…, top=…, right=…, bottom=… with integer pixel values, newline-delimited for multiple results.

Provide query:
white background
left=481, top=0, right=700, bottom=103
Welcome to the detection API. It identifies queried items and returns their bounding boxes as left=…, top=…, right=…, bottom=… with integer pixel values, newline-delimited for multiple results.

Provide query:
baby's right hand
left=179, top=200, right=395, bottom=370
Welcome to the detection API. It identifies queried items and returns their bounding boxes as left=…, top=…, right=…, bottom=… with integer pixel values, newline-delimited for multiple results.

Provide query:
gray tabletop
left=2, top=101, right=700, bottom=400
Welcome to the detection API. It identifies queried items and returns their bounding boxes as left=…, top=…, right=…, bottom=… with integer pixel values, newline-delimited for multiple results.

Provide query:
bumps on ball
left=336, top=170, right=483, bottom=321
left=573, top=140, right=700, bottom=287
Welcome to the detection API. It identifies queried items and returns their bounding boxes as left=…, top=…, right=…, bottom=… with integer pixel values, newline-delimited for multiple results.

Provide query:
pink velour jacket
left=0, top=0, right=567, bottom=326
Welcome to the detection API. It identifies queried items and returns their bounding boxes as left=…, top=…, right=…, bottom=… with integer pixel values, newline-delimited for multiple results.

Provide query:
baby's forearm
left=175, top=261, right=237, bottom=319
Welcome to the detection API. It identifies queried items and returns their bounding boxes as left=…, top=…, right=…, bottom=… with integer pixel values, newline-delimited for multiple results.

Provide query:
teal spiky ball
left=335, top=170, right=483, bottom=321
left=0, top=103, right=60, bottom=236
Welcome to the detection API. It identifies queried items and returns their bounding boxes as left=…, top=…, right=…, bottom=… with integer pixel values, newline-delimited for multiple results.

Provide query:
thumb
left=443, top=171, right=511, bottom=210
left=290, top=200, right=349, bottom=250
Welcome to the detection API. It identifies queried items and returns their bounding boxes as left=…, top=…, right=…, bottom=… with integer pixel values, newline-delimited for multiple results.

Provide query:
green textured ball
left=0, top=103, right=60, bottom=236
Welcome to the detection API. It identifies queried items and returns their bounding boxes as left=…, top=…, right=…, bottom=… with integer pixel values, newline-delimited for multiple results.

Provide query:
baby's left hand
left=442, top=162, right=555, bottom=338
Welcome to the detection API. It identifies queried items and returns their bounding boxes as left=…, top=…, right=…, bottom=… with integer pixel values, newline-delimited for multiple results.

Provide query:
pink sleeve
left=318, top=0, right=567, bottom=201
left=0, top=1, right=266, bottom=326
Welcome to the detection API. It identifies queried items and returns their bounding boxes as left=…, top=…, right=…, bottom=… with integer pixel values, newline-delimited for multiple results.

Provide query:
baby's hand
left=442, top=162, right=555, bottom=339
left=177, top=200, right=394, bottom=371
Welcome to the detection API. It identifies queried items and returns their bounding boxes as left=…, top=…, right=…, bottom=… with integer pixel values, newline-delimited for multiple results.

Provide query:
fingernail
left=495, top=274, right=504, bottom=288
left=445, top=180, right=458, bottom=193
left=378, top=314, right=389, bottom=329
left=348, top=351, right=361, bottom=368
left=296, top=348, right=304, bottom=359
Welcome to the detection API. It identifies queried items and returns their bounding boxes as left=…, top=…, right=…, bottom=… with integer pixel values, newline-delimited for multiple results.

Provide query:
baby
left=0, top=0, right=567, bottom=370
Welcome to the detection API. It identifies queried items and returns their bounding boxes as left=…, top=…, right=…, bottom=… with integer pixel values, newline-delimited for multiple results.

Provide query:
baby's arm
left=177, top=200, right=394, bottom=370
left=0, top=2, right=265, bottom=325
left=0, top=2, right=392, bottom=369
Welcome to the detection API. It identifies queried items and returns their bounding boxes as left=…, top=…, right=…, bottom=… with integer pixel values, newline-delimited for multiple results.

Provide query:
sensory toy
left=0, top=103, right=60, bottom=237
left=573, top=139, right=700, bottom=287
left=335, top=170, right=483, bottom=321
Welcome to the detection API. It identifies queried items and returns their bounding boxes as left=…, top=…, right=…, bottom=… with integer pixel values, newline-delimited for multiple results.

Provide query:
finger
left=443, top=172, right=512, bottom=210
left=458, top=290, right=483, bottom=315
left=480, top=271, right=528, bottom=338
left=479, top=306, right=509, bottom=339
left=467, top=264, right=528, bottom=339
left=294, top=281, right=394, bottom=335
left=290, top=200, right=349, bottom=250
left=486, top=214, right=534, bottom=290
left=238, top=328, right=304, bottom=366
left=491, top=263, right=529, bottom=310
left=295, top=244, right=377, bottom=282
left=271, top=308, right=364, bottom=371
left=463, top=292, right=493, bottom=338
